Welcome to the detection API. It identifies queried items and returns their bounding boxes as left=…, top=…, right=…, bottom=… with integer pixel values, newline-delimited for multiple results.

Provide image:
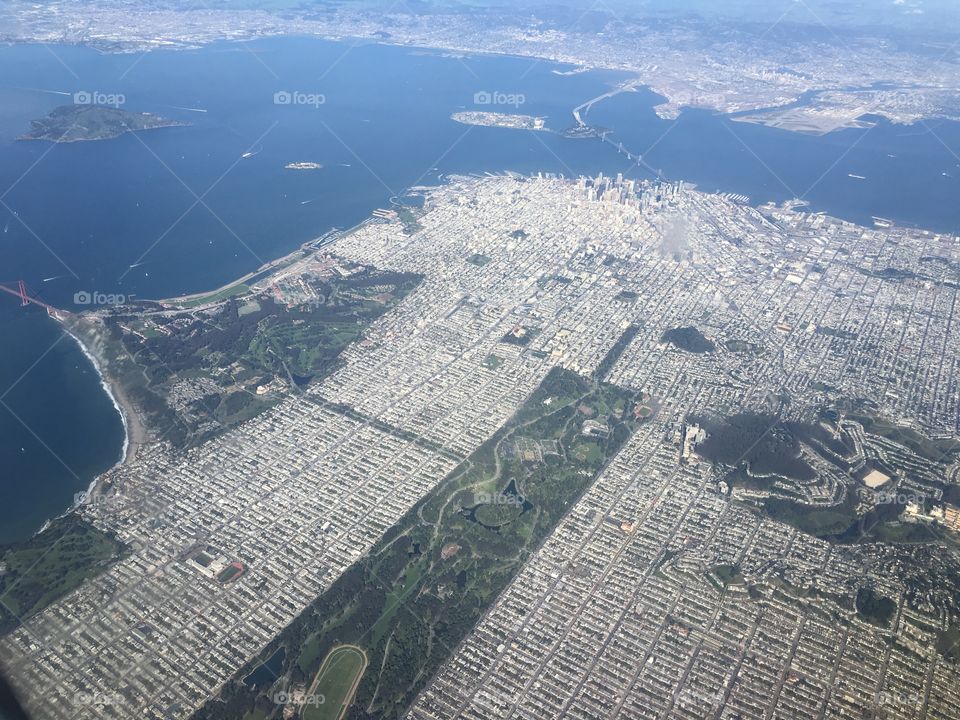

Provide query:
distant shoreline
left=16, top=125, right=187, bottom=144
left=17, top=317, right=143, bottom=541
left=15, top=120, right=190, bottom=144
left=58, top=319, right=145, bottom=472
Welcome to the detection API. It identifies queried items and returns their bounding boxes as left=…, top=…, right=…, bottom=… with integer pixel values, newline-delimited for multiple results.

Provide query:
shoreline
left=19, top=317, right=145, bottom=541
left=41, top=212, right=377, bottom=479
left=16, top=209, right=407, bottom=539
left=153, top=218, right=369, bottom=306
left=16, top=120, right=191, bottom=144
left=58, top=319, right=145, bottom=471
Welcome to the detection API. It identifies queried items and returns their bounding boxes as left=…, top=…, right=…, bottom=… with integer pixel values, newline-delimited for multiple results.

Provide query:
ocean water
left=0, top=37, right=958, bottom=542
left=0, top=301, right=126, bottom=543
left=588, top=86, right=960, bottom=232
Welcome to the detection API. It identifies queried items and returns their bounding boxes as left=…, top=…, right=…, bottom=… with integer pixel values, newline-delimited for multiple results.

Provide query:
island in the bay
left=452, top=111, right=547, bottom=131
left=19, top=104, right=188, bottom=143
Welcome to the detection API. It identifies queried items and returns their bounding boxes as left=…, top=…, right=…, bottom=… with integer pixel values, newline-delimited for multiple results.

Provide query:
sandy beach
left=58, top=317, right=147, bottom=470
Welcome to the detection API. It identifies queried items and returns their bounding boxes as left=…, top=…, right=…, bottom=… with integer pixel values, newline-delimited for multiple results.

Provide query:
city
left=2, top=0, right=958, bottom=136
left=3, top=173, right=960, bottom=718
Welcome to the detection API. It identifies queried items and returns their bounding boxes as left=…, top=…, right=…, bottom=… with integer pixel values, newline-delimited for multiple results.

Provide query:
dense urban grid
left=3, top=174, right=960, bottom=718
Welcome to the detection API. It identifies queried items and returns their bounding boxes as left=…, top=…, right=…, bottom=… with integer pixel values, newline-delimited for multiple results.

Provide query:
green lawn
left=370, top=565, right=422, bottom=646
left=298, top=634, right=326, bottom=675
left=0, top=516, right=126, bottom=633
left=466, top=253, right=491, bottom=266
left=482, top=354, right=502, bottom=370
left=197, top=365, right=643, bottom=718
left=175, top=283, right=250, bottom=308
left=304, top=645, right=368, bottom=720
left=936, top=626, right=960, bottom=662
left=474, top=503, right=523, bottom=528
left=572, top=440, right=603, bottom=462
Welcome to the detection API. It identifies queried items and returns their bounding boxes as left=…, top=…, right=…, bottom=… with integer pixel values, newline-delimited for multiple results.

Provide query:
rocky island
left=19, top=104, right=188, bottom=143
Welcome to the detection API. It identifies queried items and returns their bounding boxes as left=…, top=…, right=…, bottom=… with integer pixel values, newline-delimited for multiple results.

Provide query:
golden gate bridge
left=0, top=280, right=69, bottom=317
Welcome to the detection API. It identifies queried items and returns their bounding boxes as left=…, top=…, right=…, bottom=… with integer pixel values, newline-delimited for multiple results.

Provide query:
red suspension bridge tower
left=0, top=280, right=67, bottom=317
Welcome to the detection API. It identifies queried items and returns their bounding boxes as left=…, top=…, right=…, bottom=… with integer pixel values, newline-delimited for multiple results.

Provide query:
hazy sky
left=434, top=0, right=960, bottom=36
